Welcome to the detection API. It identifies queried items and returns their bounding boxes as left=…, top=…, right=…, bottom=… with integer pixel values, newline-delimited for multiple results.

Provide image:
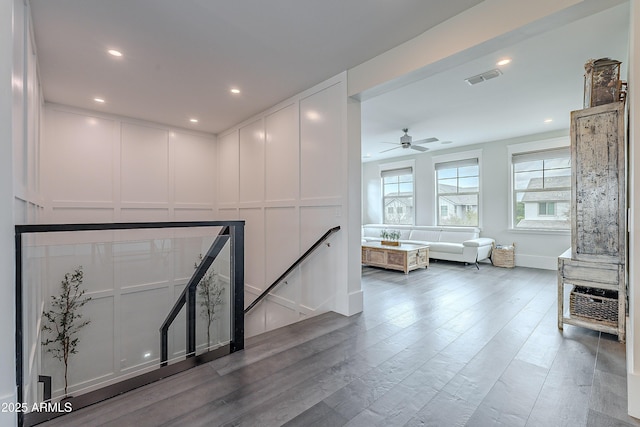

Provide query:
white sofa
left=362, top=224, right=494, bottom=269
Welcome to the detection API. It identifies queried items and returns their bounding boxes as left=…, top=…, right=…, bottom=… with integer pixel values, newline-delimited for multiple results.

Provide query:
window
left=436, top=158, right=479, bottom=226
left=512, top=148, right=570, bottom=230
left=538, top=202, right=555, bottom=216
left=382, top=166, right=414, bottom=225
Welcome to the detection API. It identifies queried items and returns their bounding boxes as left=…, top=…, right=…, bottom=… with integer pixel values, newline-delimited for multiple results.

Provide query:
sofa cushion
left=429, top=242, right=464, bottom=254
left=409, top=229, right=440, bottom=242
left=363, top=227, right=383, bottom=238
left=439, top=230, right=477, bottom=244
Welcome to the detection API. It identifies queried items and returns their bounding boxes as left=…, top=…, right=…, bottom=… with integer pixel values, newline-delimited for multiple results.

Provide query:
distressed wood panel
left=571, top=102, right=625, bottom=263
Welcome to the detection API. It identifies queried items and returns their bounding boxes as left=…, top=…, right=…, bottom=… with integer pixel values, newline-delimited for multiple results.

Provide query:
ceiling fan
left=379, top=128, right=438, bottom=153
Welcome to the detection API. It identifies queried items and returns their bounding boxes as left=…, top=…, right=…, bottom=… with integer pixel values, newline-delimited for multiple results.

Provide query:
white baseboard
left=628, top=372, right=640, bottom=419
left=515, top=254, right=557, bottom=270
left=347, top=289, right=363, bottom=316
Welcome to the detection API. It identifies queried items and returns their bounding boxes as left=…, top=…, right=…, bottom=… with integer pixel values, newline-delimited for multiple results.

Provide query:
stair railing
left=160, top=226, right=229, bottom=365
left=244, top=226, right=340, bottom=314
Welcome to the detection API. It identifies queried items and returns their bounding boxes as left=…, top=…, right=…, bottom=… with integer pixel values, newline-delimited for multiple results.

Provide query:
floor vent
left=465, top=68, right=503, bottom=85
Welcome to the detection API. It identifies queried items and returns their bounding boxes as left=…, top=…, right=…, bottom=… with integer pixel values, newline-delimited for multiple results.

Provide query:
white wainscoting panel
left=265, top=104, right=298, bottom=202
left=120, top=123, right=169, bottom=204
left=300, top=83, right=342, bottom=200
left=173, top=131, right=215, bottom=204
left=119, top=287, right=170, bottom=371
left=300, top=206, right=341, bottom=309
left=217, top=131, right=239, bottom=205
left=120, top=208, right=170, bottom=222
left=50, top=207, right=115, bottom=223
left=43, top=109, right=116, bottom=203
left=239, top=208, right=265, bottom=291
left=265, top=207, right=299, bottom=285
left=265, top=299, right=299, bottom=332
left=239, top=119, right=266, bottom=203
left=173, top=208, right=215, bottom=221
left=70, top=296, right=115, bottom=386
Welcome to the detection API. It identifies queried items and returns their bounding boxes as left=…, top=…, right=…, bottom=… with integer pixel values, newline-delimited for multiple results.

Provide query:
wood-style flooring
left=41, top=261, right=640, bottom=426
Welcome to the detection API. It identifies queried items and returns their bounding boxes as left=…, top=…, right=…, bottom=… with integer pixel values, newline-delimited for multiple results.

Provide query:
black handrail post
left=230, top=224, right=245, bottom=352
left=15, top=232, right=24, bottom=427
left=186, top=285, right=196, bottom=358
left=38, top=375, right=52, bottom=402
left=160, top=325, right=169, bottom=367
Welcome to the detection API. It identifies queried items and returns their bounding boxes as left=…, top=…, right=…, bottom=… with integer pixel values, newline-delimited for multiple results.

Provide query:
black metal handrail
left=244, top=226, right=340, bottom=314
left=160, top=226, right=229, bottom=365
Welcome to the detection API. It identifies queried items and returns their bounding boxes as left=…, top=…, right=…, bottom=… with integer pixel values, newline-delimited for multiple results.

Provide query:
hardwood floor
left=41, top=262, right=640, bottom=426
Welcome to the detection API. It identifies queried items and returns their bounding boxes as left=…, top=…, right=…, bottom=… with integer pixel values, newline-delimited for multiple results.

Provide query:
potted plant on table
left=380, top=229, right=401, bottom=246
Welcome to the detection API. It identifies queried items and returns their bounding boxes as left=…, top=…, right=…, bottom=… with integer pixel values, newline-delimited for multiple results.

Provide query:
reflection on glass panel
left=398, top=182, right=413, bottom=194
left=438, top=194, right=478, bottom=226
left=458, top=165, right=478, bottom=177
left=514, top=160, right=543, bottom=173
left=545, top=158, right=571, bottom=169
left=514, top=170, right=543, bottom=190
left=398, top=174, right=412, bottom=183
left=458, top=177, right=479, bottom=192
left=514, top=191, right=570, bottom=229
left=438, top=178, right=457, bottom=194
left=384, top=196, right=413, bottom=225
left=383, top=183, right=397, bottom=196
left=196, top=246, right=232, bottom=354
left=22, top=227, right=232, bottom=405
left=437, top=168, right=457, bottom=179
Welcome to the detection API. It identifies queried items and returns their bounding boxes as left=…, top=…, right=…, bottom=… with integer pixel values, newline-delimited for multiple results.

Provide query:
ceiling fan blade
left=412, top=137, right=439, bottom=145
left=410, top=145, right=429, bottom=152
left=380, top=141, right=399, bottom=145
left=380, top=146, right=401, bottom=153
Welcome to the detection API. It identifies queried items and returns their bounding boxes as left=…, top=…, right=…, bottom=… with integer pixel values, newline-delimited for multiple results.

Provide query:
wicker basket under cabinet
left=569, top=286, right=618, bottom=325
left=491, top=243, right=515, bottom=268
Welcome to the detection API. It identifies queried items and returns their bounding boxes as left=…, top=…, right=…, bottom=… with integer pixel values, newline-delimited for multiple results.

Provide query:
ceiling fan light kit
left=379, top=128, right=438, bottom=153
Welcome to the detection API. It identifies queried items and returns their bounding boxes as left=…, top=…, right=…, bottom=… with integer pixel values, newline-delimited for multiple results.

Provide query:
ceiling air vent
left=465, top=68, right=503, bottom=85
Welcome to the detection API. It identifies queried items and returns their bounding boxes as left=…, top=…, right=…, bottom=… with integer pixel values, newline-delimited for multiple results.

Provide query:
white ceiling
left=361, top=2, right=630, bottom=161
left=28, top=1, right=630, bottom=162
left=29, top=0, right=483, bottom=134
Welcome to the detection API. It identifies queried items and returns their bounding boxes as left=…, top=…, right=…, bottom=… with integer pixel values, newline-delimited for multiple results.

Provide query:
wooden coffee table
left=361, top=242, right=429, bottom=274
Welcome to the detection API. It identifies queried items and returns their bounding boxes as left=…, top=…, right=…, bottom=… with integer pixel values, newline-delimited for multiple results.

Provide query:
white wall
left=217, top=73, right=361, bottom=337
left=2, top=0, right=44, bottom=424
left=31, top=106, right=229, bottom=400
left=0, top=0, right=16, bottom=425
left=41, top=105, right=216, bottom=223
left=362, top=130, right=571, bottom=270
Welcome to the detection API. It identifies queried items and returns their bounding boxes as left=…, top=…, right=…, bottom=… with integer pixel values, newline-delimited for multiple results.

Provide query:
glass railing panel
left=20, top=225, right=233, bottom=410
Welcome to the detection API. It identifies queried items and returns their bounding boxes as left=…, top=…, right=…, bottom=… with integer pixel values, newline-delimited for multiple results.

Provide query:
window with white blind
left=381, top=166, right=414, bottom=225
left=512, top=147, right=570, bottom=230
left=436, top=158, right=479, bottom=226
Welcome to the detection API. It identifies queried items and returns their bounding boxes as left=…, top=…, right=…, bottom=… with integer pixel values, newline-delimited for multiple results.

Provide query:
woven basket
left=491, top=243, right=515, bottom=268
left=569, top=286, right=618, bottom=324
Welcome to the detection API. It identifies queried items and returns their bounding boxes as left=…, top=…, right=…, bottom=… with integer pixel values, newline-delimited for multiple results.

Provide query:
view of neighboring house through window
left=436, top=158, right=479, bottom=226
left=382, top=167, right=414, bottom=225
left=512, top=147, right=570, bottom=230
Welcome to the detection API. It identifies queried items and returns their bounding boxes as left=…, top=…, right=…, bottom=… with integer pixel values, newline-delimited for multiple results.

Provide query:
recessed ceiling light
left=544, top=118, right=553, bottom=123
left=441, top=141, right=453, bottom=145
left=94, top=97, right=105, bottom=103
left=189, top=118, right=198, bottom=123
left=230, top=88, right=241, bottom=94
left=108, top=49, right=123, bottom=57
left=497, top=58, right=511, bottom=66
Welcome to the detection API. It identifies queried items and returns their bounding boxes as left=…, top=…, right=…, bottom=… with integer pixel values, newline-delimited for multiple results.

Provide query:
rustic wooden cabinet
left=361, top=242, right=429, bottom=274
left=558, top=102, right=627, bottom=342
